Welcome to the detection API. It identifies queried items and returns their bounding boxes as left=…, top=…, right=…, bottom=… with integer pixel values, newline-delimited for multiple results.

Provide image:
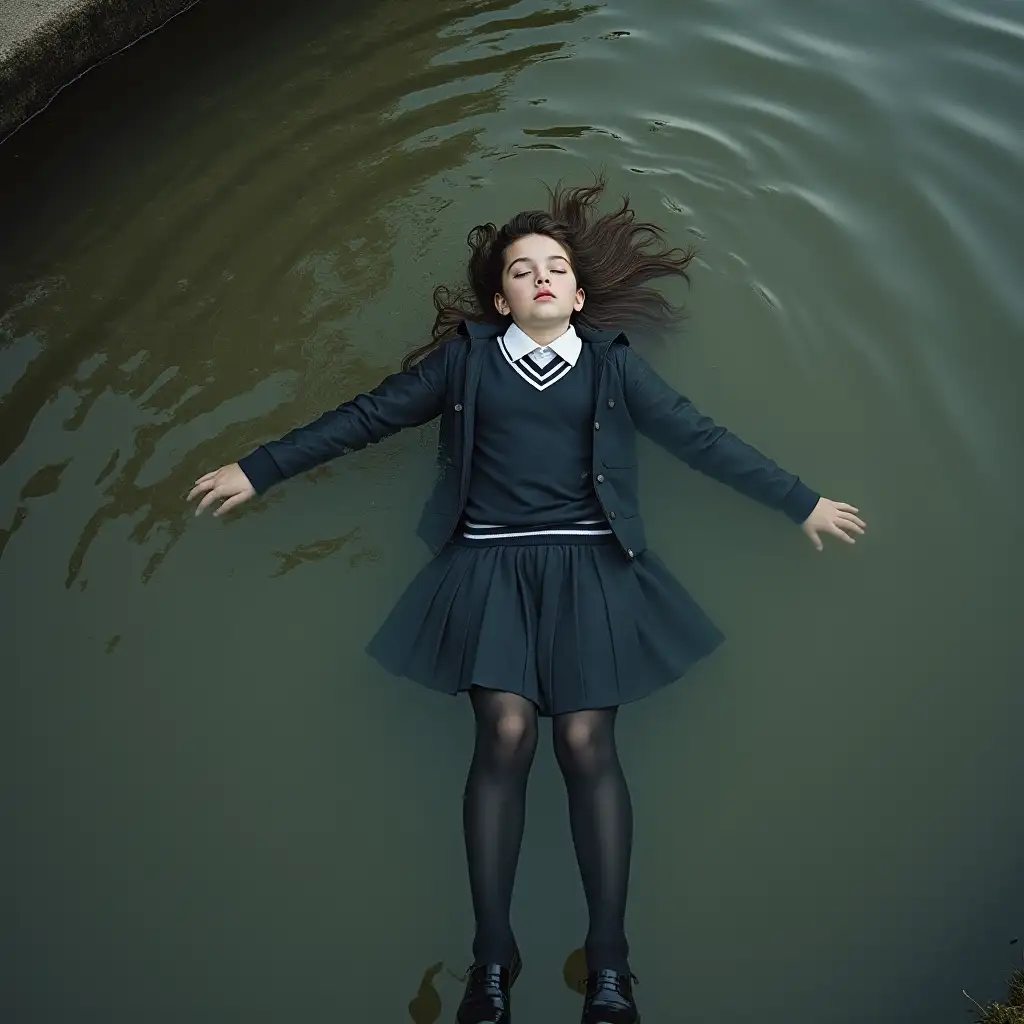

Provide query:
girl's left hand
left=801, top=498, right=866, bottom=551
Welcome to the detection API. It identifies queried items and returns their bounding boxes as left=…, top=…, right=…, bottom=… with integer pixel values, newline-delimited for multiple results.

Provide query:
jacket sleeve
left=238, top=340, right=452, bottom=494
left=623, top=347, right=819, bottom=524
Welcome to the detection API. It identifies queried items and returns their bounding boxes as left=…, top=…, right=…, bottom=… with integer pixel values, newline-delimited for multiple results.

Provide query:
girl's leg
left=552, top=707, right=633, bottom=974
left=464, top=687, right=539, bottom=966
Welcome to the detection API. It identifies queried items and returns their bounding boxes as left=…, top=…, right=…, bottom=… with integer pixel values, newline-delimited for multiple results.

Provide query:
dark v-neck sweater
left=463, top=336, right=605, bottom=527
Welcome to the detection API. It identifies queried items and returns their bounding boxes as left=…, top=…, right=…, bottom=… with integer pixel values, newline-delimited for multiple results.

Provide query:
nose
left=536, top=269, right=550, bottom=285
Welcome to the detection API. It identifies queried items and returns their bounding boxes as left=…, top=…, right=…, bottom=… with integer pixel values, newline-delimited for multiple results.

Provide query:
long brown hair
left=401, top=175, right=695, bottom=370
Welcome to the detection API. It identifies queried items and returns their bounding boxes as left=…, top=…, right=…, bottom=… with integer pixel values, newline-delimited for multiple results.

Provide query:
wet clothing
left=239, top=317, right=818, bottom=715
left=237, top=318, right=819, bottom=563
left=237, top=316, right=820, bottom=975
left=462, top=690, right=633, bottom=975
left=462, top=324, right=605, bottom=529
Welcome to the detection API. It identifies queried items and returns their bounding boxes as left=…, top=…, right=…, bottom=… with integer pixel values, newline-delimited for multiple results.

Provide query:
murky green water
left=2, top=0, right=1022, bottom=1020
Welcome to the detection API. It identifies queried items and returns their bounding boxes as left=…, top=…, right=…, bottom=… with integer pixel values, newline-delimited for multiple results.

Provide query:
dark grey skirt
left=365, top=535, right=725, bottom=717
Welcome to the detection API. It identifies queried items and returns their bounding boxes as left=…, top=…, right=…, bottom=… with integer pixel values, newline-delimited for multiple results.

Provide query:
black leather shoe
left=581, top=969, right=640, bottom=1024
left=455, top=947, right=522, bottom=1024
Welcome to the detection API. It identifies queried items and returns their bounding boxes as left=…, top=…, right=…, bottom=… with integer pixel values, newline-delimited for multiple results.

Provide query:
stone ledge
left=0, top=0, right=201, bottom=142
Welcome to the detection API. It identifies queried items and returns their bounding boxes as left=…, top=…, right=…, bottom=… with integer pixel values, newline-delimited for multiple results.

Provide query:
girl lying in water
left=188, top=178, right=865, bottom=1024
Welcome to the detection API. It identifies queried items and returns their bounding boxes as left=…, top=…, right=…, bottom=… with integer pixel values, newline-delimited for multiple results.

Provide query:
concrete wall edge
left=1, top=0, right=203, bottom=144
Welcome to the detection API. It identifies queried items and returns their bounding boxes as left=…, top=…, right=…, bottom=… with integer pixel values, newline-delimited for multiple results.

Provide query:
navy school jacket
left=238, top=319, right=819, bottom=560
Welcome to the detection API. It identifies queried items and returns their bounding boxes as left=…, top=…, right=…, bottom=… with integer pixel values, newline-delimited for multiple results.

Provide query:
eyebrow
left=507, top=254, right=571, bottom=271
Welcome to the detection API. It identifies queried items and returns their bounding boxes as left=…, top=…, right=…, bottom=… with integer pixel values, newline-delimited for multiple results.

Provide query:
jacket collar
left=460, top=318, right=626, bottom=347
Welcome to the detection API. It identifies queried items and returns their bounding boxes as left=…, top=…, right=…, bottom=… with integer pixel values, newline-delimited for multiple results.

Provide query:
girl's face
left=494, top=234, right=585, bottom=332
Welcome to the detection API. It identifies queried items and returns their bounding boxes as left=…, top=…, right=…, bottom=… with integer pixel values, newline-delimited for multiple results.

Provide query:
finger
left=834, top=503, right=859, bottom=514
left=838, top=511, right=867, bottom=529
left=195, top=486, right=225, bottom=516
left=194, top=470, right=219, bottom=485
left=186, top=479, right=217, bottom=502
left=830, top=523, right=855, bottom=544
left=835, top=518, right=865, bottom=536
left=806, top=529, right=823, bottom=551
left=213, top=492, right=249, bottom=517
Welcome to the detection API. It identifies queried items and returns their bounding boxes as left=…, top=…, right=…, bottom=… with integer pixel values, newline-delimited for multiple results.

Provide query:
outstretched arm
left=188, top=340, right=452, bottom=517
left=623, top=348, right=865, bottom=548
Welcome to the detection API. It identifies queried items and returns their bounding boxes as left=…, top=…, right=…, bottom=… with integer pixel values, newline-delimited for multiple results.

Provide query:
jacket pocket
left=607, top=462, right=639, bottom=497
left=613, top=510, right=647, bottom=557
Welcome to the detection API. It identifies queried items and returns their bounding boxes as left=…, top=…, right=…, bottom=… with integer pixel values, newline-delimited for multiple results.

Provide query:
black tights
left=463, top=687, right=633, bottom=974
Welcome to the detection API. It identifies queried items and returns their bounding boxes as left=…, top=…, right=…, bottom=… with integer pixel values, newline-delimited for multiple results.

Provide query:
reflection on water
left=3, top=0, right=1023, bottom=1021
left=561, top=946, right=589, bottom=994
left=0, top=0, right=591, bottom=590
left=408, top=961, right=444, bottom=1024
left=405, top=947, right=588, bottom=1021
left=269, top=527, right=379, bottom=578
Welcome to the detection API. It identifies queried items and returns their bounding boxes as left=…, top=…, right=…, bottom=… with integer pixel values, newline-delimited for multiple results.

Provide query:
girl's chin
left=520, top=305, right=569, bottom=319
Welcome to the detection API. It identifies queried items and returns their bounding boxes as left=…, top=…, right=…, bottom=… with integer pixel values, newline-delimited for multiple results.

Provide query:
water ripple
left=3, top=1, right=1024, bottom=1019
left=639, top=113, right=752, bottom=168
left=925, top=0, right=1024, bottom=46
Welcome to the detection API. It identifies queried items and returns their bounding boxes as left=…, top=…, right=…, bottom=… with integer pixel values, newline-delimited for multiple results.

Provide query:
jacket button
left=607, top=399, right=616, bottom=408
left=609, top=511, right=616, bottom=520
left=626, top=549, right=635, bottom=559
left=596, top=473, right=605, bottom=483
left=454, top=403, right=463, bottom=412
left=594, top=421, right=600, bottom=430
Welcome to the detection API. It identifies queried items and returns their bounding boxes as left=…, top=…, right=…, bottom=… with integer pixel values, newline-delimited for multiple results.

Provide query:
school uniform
left=239, top=319, right=819, bottom=717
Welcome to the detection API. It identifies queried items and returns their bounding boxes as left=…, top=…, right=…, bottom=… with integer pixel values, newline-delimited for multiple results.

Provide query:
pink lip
left=534, top=292, right=555, bottom=300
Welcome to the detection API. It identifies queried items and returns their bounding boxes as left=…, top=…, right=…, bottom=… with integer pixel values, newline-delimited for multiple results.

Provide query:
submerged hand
left=187, top=463, right=256, bottom=517
left=801, top=498, right=866, bottom=551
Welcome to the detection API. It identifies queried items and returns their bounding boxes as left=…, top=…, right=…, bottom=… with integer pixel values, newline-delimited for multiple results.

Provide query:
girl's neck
left=513, top=318, right=572, bottom=347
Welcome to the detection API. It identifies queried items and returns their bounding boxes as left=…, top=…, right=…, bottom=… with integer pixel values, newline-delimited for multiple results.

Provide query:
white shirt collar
left=502, top=321, right=582, bottom=366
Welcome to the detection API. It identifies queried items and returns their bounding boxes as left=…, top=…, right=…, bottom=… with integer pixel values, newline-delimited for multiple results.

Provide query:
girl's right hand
left=188, top=463, right=256, bottom=517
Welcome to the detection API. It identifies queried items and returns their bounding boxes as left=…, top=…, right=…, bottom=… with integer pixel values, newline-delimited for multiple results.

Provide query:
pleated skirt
left=365, top=534, right=725, bottom=717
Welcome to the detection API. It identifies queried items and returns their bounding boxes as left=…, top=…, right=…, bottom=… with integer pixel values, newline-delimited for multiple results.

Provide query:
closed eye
left=514, top=269, right=567, bottom=279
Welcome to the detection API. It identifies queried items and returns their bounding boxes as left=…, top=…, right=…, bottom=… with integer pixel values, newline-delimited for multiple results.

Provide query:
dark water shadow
left=0, top=0, right=596, bottom=589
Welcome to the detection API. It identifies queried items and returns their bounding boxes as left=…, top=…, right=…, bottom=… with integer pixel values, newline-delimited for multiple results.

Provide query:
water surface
left=2, top=0, right=1022, bottom=1020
